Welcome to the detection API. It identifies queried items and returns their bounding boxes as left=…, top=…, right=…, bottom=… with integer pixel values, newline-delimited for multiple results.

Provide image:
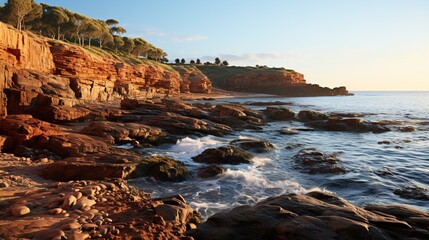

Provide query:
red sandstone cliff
left=0, top=22, right=212, bottom=118
left=172, top=65, right=212, bottom=94
left=197, top=65, right=351, bottom=96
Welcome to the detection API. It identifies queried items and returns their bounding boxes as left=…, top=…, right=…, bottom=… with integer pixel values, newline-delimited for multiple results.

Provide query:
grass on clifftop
left=196, top=65, right=297, bottom=86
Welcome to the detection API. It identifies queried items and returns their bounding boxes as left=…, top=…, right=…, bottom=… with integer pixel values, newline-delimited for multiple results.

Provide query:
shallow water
left=131, top=91, right=429, bottom=218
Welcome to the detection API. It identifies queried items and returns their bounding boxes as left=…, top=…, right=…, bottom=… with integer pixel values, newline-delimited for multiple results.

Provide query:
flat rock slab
left=189, top=191, right=429, bottom=240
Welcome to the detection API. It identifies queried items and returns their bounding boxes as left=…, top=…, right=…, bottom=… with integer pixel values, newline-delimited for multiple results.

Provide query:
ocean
left=130, top=91, right=429, bottom=218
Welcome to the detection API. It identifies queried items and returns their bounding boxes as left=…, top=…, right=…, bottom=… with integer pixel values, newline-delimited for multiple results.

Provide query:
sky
left=1, top=0, right=428, bottom=90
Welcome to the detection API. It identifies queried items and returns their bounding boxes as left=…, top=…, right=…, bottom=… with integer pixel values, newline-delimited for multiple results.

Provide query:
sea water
left=131, top=91, right=429, bottom=218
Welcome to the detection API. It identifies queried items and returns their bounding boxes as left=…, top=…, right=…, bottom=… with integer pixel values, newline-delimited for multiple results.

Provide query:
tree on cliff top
left=175, top=58, right=180, bottom=64
left=121, top=37, right=135, bottom=54
left=181, top=58, right=186, bottom=64
left=3, top=0, right=42, bottom=30
left=222, top=60, right=229, bottom=66
left=105, top=19, right=119, bottom=27
left=40, top=5, right=69, bottom=40
left=215, top=57, right=221, bottom=65
left=196, top=59, right=201, bottom=65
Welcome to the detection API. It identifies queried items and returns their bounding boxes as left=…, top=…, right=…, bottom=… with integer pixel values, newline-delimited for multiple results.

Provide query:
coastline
left=1, top=91, right=428, bottom=239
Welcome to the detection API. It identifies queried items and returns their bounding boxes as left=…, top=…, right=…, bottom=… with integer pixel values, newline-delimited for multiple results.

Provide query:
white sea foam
left=222, top=169, right=305, bottom=193
left=170, top=136, right=221, bottom=155
left=251, top=157, right=272, bottom=167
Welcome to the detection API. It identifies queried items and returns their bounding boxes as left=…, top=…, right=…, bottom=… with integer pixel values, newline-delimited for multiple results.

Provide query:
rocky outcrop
left=189, top=191, right=429, bottom=240
left=197, top=65, right=352, bottom=96
left=172, top=65, right=212, bottom=93
left=293, top=148, right=347, bottom=174
left=0, top=22, right=211, bottom=118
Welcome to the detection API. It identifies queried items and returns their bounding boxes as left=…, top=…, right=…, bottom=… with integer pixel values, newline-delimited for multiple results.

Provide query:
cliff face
left=197, top=65, right=351, bottom=96
left=0, top=22, right=211, bottom=119
left=0, top=23, right=55, bottom=74
left=172, top=65, right=212, bottom=93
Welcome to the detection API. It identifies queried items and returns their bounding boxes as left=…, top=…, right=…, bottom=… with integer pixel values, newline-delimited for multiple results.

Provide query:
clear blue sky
left=2, top=0, right=428, bottom=90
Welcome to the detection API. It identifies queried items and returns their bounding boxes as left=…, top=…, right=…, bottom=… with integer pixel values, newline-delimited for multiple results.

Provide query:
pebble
left=72, top=191, right=83, bottom=200
left=111, top=229, right=120, bottom=235
left=0, top=182, right=9, bottom=188
left=75, top=197, right=96, bottom=210
left=94, top=219, right=103, bottom=226
left=82, top=223, right=98, bottom=231
left=62, top=194, right=77, bottom=209
left=99, top=226, right=109, bottom=235
left=87, top=209, right=99, bottom=215
left=49, top=208, right=63, bottom=215
left=69, top=231, right=90, bottom=240
left=61, top=222, right=81, bottom=230
left=83, top=212, right=95, bottom=220
left=39, top=157, right=49, bottom=163
left=104, top=218, right=113, bottom=223
left=10, top=205, right=30, bottom=216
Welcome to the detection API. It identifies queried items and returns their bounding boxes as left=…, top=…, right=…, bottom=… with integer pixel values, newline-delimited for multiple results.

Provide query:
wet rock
left=394, top=186, right=429, bottom=201
left=297, top=110, right=328, bottom=122
left=279, top=128, right=299, bottom=135
left=263, top=107, right=295, bottom=120
left=398, top=126, right=416, bottom=132
left=293, top=148, right=346, bottom=174
left=373, top=168, right=394, bottom=176
left=130, top=156, right=190, bottom=181
left=378, top=141, right=390, bottom=145
left=230, top=138, right=274, bottom=153
left=10, top=205, right=31, bottom=216
left=197, top=164, right=226, bottom=178
left=307, top=118, right=391, bottom=133
left=192, top=146, right=254, bottom=165
left=189, top=191, right=429, bottom=240
left=285, top=143, right=303, bottom=150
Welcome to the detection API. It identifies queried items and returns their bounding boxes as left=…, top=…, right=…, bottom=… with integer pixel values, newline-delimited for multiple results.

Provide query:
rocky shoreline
left=1, top=21, right=428, bottom=239
left=1, top=97, right=428, bottom=239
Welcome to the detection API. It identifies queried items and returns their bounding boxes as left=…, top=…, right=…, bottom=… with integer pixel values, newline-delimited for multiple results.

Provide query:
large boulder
left=189, top=191, right=429, bottom=240
left=129, top=156, right=190, bottom=181
left=297, top=110, right=328, bottom=122
left=263, top=107, right=295, bottom=121
left=197, top=164, right=226, bottom=178
left=192, top=146, right=254, bottom=165
left=230, top=139, right=274, bottom=153
left=293, top=148, right=346, bottom=174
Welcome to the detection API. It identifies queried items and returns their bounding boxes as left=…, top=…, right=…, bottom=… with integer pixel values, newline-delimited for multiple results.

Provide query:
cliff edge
left=197, top=65, right=352, bottom=96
